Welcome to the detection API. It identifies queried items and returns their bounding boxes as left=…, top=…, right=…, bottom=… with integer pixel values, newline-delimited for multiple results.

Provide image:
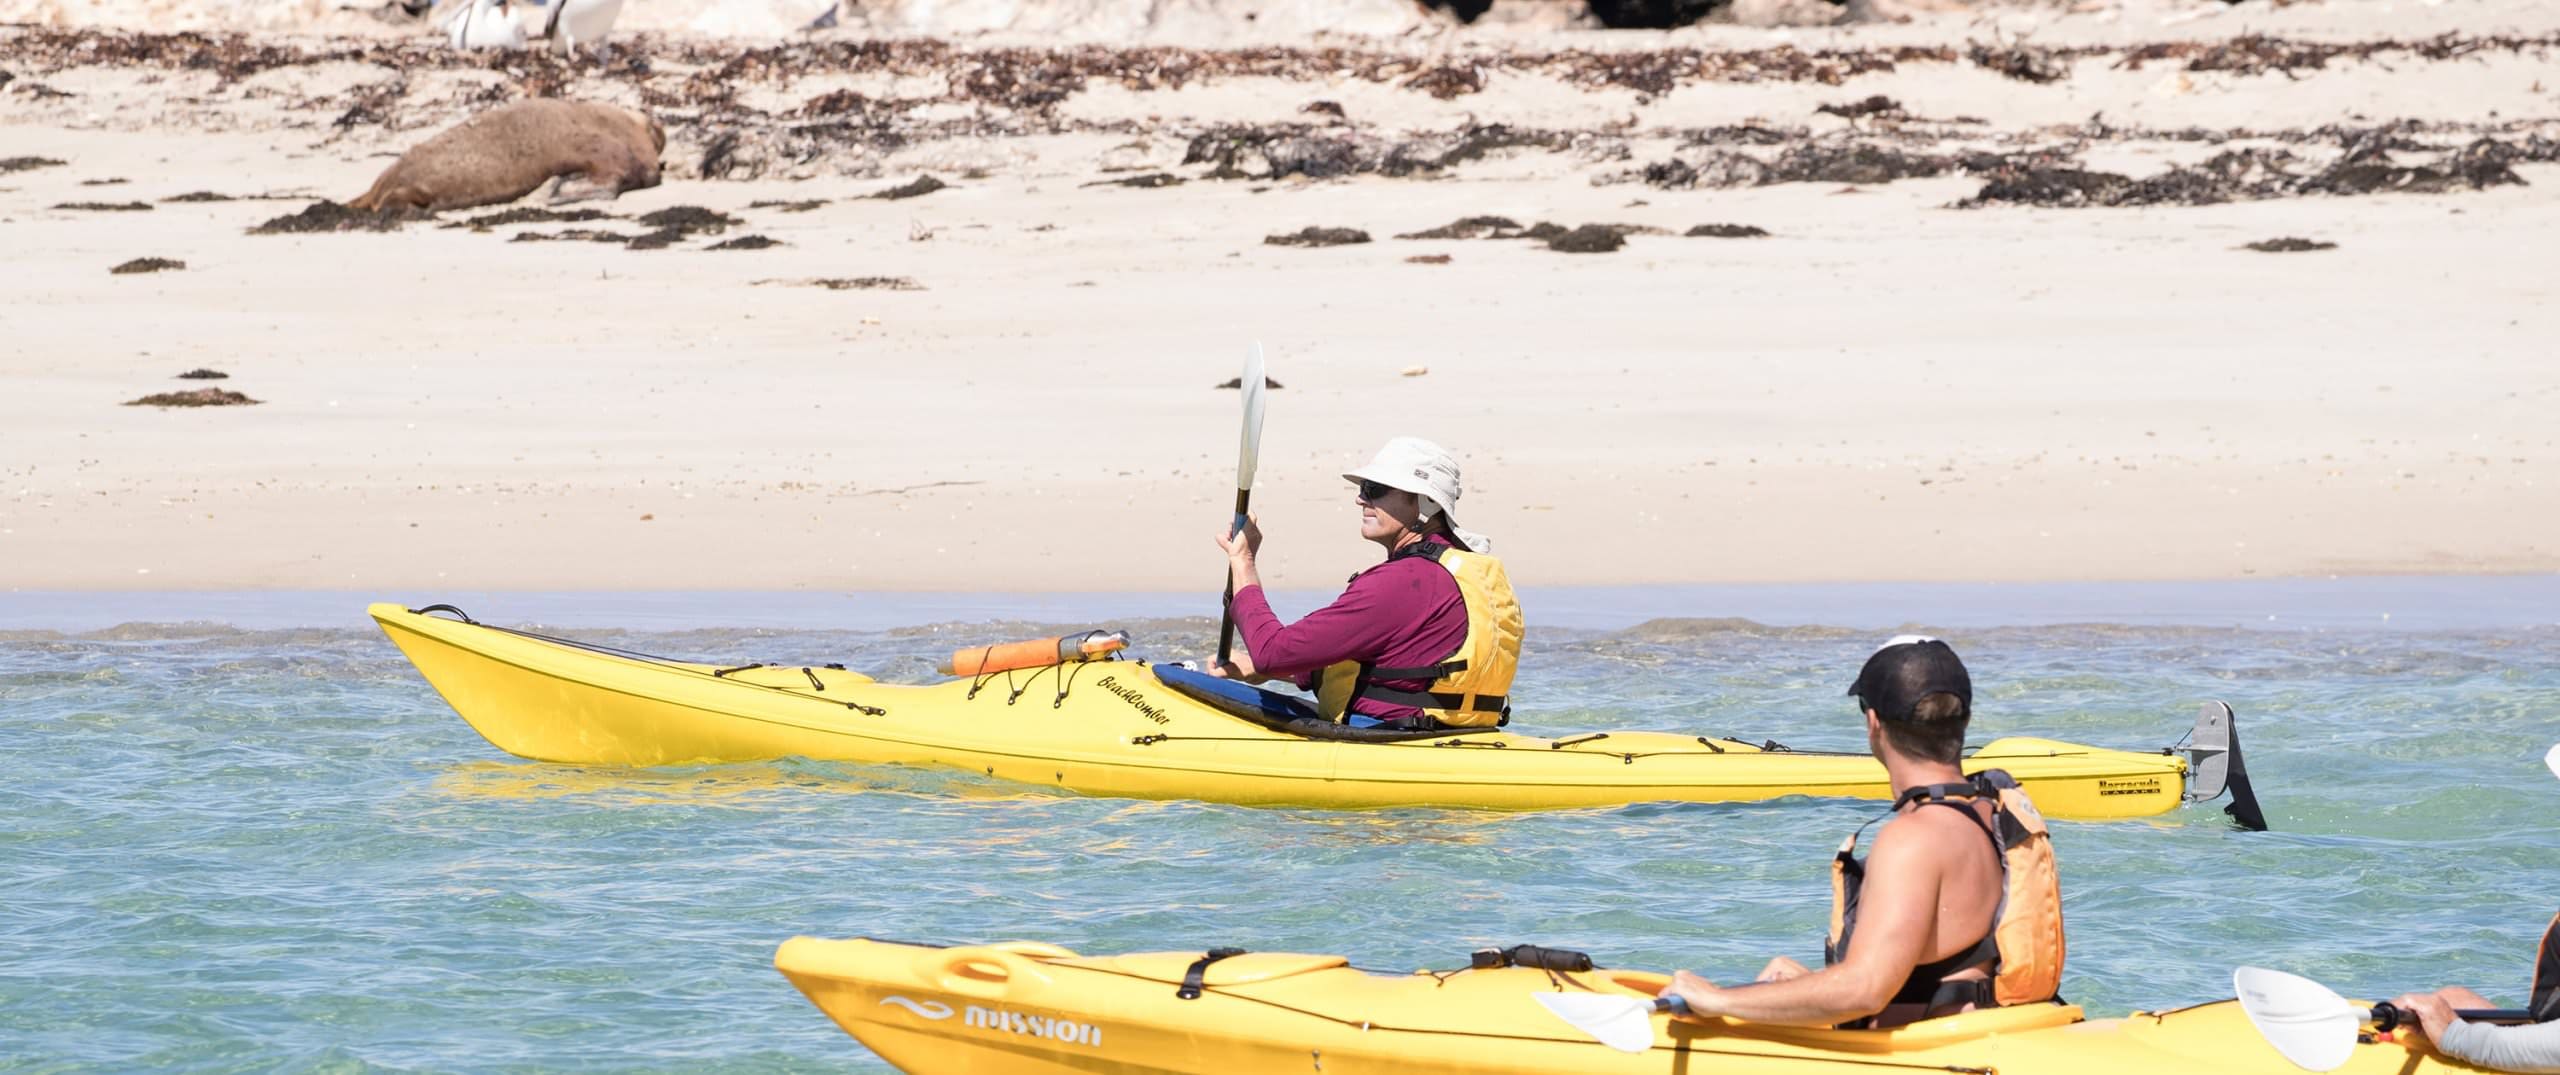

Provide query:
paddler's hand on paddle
left=2386, top=991, right=2462, bottom=1041
left=1659, top=970, right=1729, bottom=1024
left=1213, top=512, right=1265, bottom=595
left=1206, top=649, right=1270, bottom=685
left=1755, top=957, right=1811, bottom=984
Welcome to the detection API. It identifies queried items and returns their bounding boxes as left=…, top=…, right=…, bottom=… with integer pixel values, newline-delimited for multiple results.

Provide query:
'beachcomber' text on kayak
left=1096, top=676, right=1171, bottom=725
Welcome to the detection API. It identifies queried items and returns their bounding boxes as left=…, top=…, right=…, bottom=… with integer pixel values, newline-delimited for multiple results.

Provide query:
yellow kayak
left=775, top=935, right=2466, bottom=1075
left=371, top=603, right=2261, bottom=820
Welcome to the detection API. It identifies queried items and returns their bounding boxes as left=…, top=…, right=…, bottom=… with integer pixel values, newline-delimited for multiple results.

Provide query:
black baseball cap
left=1847, top=635, right=1972, bottom=722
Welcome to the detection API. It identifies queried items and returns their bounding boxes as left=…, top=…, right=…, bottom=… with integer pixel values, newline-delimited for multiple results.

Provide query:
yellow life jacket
left=1826, top=769, right=2064, bottom=1024
left=1313, top=540, right=1522, bottom=728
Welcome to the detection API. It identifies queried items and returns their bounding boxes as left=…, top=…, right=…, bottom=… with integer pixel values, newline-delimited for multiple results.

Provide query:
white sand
left=3, top=1, right=2555, bottom=593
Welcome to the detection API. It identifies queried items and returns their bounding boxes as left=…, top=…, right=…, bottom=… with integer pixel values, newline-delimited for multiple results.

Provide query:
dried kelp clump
left=54, top=200, right=152, bottom=211
left=1547, top=225, right=1625, bottom=253
left=755, top=276, right=924, bottom=290
left=250, top=200, right=429, bottom=234
left=1622, top=141, right=1973, bottom=189
left=623, top=205, right=741, bottom=249
left=111, top=257, right=185, bottom=273
left=1, top=156, right=66, bottom=174
left=1185, top=123, right=1581, bottom=181
left=2244, top=237, right=2337, bottom=252
left=1397, top=215, right=1524, bottom=240
left=126, top=388, right=258, bottom=407
left=870, top=175, right=947, bottom=200
left=1960, top=131, right=2544, bottom=209
left=1266, top=227, right=1371, bottom=247
left=1968, top=43, right=2068, bottom=84
left=442, top=207, right=617, bottom=229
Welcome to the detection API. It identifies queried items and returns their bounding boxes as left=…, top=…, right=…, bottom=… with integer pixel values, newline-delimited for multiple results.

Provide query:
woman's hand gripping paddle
left=1216, top=343, right=1269, bottom=665
left=1532, top=992, right=1691, bottom=1053
left=2233, top=966, right=2536, bottom=1071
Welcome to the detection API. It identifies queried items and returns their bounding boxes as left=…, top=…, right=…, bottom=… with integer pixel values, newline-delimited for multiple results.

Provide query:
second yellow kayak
left=372, top=602, right=2262, bottom=821
left=775, top=935, right=2462, bottom=1075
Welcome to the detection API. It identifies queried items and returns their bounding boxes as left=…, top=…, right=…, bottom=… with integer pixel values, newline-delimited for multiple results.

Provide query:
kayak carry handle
left=918, top=945, right=1057, bottom=1000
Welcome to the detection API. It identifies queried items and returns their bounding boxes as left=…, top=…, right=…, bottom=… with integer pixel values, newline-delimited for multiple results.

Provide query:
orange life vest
left=1827, top=769, right=2064, bottom=1024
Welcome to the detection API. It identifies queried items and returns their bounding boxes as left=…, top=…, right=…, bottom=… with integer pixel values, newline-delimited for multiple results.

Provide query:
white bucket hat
left=1344, top=437, right=1492, bottom=553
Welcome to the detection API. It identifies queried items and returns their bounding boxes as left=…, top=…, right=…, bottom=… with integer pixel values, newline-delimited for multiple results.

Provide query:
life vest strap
left=1175, top=947, right=1248, bottom=1000
left=1366, top=659, right=1468, bottom=680
left=1351, top=682, right=1507, bottom=715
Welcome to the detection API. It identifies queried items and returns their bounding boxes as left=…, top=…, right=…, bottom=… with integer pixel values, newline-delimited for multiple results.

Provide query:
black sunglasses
left=1355, top=479, right=1395, bottom=502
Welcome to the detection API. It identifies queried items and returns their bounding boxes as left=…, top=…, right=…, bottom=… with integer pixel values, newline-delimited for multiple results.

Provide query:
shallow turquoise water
left=5, top=609, right=2558, bottom=1072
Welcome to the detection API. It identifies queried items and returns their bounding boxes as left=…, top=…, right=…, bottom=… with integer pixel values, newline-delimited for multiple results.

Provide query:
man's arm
left=1663, top=817, right=1947, bottom=1027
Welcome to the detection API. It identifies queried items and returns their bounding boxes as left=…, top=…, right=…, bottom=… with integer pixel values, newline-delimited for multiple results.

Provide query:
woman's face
left=1356, top=481, right=1426, bottom=544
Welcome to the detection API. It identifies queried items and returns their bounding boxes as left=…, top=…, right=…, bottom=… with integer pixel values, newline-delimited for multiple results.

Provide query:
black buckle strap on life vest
left=1470, top=944, right=1595, bottom=972
left=1351, top=682, right=1507, bottom=715
left=1175, top=947, right=1247, bottom=1000
left=1365, top=659, right=1468, bottom=681
left=1894, top=777, right=1988, bottom=810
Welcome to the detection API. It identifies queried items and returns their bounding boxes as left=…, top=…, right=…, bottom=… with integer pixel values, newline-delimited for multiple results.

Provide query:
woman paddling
left=1209, top=437, right=1523, bottom=731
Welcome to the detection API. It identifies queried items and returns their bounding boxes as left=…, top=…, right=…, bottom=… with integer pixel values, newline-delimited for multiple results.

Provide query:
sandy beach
left=3, top=0, right=2555, bottom=594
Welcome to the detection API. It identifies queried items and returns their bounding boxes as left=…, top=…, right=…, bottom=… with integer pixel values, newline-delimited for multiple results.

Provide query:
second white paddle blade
left=2233, top=966, right=2363, bottom=1073
left=1532, top=992, right=1657, bottom=1054
left=2544, top=742, right=2559, bottom=781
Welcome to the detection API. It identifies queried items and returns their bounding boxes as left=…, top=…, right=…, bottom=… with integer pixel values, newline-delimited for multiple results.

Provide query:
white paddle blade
left=2544, top=742, right=2559, bottom=781
left=1236, top=342, right=1268, bottom=491
left=1533, top=992, right=1657, bottom=1054
left=2233, top=966, right=2365, bottom=1072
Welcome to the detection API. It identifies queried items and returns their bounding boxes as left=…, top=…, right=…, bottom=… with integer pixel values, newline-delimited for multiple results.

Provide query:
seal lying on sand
left=348, top=99, right=663, bottom=212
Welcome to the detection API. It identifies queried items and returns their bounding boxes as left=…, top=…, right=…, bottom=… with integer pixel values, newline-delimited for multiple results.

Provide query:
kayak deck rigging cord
left=408, top=604, right=888, bottom=716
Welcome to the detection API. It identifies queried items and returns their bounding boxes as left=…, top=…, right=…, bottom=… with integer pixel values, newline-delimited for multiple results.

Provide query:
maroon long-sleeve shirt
left=1229, top=536, right=1469, bottom=723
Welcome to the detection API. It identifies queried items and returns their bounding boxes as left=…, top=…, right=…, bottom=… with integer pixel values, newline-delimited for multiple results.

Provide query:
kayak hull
left=774, top=936, right=2476, bottom=1075
left=371, top=603, right=2193, bottom=817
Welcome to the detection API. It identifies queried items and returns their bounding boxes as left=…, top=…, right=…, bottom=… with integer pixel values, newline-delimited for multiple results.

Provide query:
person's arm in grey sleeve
left=2436, top=1017, right=2560, bottom=1074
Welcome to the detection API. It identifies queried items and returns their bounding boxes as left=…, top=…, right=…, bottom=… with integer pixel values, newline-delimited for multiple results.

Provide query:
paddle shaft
left=2373, top=1004, right=2537, bottom=1032
left=1216, top=489, right=1251, bottom=664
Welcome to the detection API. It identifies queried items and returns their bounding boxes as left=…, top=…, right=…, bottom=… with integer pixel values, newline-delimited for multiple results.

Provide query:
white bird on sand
left=541, top=0, right=628, bottom=55
left=443, top=0, right=527, bottom=48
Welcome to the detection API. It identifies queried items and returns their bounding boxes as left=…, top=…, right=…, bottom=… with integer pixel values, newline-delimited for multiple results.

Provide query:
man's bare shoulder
left=1870, top=803, right=1989, bottom=862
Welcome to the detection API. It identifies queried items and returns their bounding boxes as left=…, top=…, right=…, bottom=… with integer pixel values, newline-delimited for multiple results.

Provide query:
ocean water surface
left=4, top=586, right=2558, bottom=1072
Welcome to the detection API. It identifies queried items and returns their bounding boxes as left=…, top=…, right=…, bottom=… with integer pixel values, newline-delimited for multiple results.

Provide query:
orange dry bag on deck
left=939, top=631, right=1129, bottom=677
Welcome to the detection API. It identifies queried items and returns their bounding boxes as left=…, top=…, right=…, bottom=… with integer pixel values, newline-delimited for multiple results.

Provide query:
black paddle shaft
left=1216, top=489, right=1251, bottom=664
left=2371, top=1004, right=2538, bottom=1032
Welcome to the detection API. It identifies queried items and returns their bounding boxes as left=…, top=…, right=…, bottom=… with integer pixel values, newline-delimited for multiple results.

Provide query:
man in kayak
left=1659, top=638, right=2064, bottom=1028
left=1208, top=436, right=1523, bottom=731
left=2385, top=912, right=2560, bottom=1071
